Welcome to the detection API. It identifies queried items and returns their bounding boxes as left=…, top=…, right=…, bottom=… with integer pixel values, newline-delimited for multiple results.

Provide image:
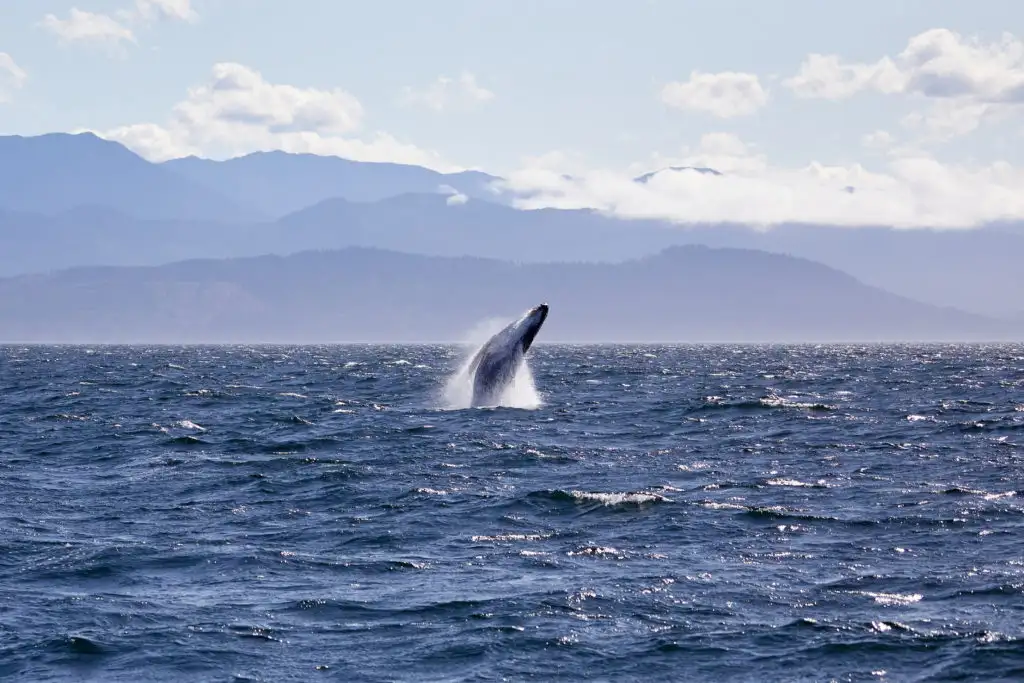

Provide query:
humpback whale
left=466, top=303, right=549, bottom=408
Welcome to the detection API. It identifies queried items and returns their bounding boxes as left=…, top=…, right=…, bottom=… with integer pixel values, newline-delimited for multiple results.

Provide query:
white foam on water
left=440, top=314, right=543, bottom=411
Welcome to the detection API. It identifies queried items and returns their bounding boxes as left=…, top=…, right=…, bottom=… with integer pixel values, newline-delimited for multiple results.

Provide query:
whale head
left=517, top=303, right=549, bottom=353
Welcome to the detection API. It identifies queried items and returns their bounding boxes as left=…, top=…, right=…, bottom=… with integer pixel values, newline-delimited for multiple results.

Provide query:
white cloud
left=0, top=53, right=28, bottom=103
left=96, top=62, right=458, bottom=171
left=437, top=184, right=469, bottom=205
left=785, top=29, right=1024, bottom=141
left=678, top=132, right=766, bottom=173
left=400, top=71, right=495, bottom=112
left=899, top=29, right=1024, bottom=102
left=783, top=54, right=903, bottom=99
left=628, top=133, right=766, bottom=176
left=131, top=0, right=198, bottom=23
left=899, top=98, right=1022, bottom=143
left=40, top=8, right=137, bottom=52
left=786, top=29, right=1024, bottom=102
left=660, top=70, right=768, bottom=118
left=41, top=0, right=196, bottom=53
left=496, top=134, right=1024, bottom=229
left=861, top=130, right=895, bottom=150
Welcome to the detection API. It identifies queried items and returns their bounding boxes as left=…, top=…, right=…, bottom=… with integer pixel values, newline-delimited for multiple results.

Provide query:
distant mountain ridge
left=1, top=131, right=1023, bottom=321
left=2, top=186, right=1023, bottom=319
left=162, top=150, right=506, bottom=219
left=0, top=132, right=508, bottom=223
left=0, top=245, right=1014, bottom=344
left=0, top=132, right=260, bottom=222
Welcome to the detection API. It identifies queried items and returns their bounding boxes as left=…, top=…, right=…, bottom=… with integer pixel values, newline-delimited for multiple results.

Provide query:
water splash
left=440, top=315, right=543, bottom=410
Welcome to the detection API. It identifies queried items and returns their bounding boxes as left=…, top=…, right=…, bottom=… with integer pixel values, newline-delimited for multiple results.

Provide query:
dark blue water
left=2, top=344, right=1023, bottom=682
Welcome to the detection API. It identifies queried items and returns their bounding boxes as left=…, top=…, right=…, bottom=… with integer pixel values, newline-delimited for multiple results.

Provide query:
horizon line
left=2, top=339, right=1022, bottom=346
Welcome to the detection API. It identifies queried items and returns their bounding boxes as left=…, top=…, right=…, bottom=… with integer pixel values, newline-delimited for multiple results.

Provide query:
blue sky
left=2, top=0, right=1023, bottom=227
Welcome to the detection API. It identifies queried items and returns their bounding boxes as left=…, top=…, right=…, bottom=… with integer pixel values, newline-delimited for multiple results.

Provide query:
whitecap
left=855, top=591, right=923, bottom=606
left=567, top=490, right=669, bottom=505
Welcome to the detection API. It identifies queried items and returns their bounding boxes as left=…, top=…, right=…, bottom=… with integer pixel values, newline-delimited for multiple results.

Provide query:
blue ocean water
left=1, top=343, right=1023, bottom=682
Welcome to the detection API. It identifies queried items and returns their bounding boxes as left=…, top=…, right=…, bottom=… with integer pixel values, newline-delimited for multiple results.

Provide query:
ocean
left=1, top=343, right=1022, bottom=682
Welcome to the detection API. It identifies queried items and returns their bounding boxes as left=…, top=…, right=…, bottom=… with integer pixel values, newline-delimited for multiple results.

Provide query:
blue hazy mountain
left=2, top=191, right=1024, bottom=319
left=264, top=193, right=683, bottom=259
left=660, top=223, right=1024, bottom=318
left=1, top=133, right=1022, bottom=319
left=271, top=200, right=1024, bottom=318
left=0, top=205, right=261, bottom=275
left=0, top=132, right=259, bottom=222
left=162, top=150, right=505, bottom=218
left=0, top=194, right=676, bottom=276
left=0, top=245, right=1011, bottom=343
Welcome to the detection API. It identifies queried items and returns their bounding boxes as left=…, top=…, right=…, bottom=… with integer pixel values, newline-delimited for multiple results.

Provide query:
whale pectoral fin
left=469, top=378, right=488, bottom=408
left=465, top=345, right=486, bottom=378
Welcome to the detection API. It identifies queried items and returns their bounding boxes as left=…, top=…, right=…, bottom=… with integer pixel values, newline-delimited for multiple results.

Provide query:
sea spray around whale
left=441, top=307, right=547, bottom=410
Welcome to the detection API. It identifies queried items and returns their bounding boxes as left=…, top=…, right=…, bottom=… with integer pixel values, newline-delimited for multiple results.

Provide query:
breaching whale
left=466, top=303, right=549, bottom=408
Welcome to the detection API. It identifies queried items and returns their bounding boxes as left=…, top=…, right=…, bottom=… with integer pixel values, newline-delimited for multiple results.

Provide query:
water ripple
left=1, top=343, right=1022, bottom=681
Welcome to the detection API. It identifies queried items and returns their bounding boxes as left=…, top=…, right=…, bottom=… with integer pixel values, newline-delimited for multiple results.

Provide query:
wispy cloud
left=499, top=132, right=1024, bottom=229
left=97, top=62, right=458, bottom=171
left=40, top=8, right=137, bottom=53
left=785, top=28, right=1024, bottom=142
left=660, top=70, right=768, bottom=118
left=400, top=71, right=495, bottom=112
left=40, top=0, right=197, bottom=54
left=0, top=53, right=28, bottom=103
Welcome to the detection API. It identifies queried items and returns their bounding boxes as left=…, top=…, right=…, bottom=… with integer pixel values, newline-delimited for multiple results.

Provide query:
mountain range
left=0, top=245, right=1012, bottom=343
left=0, top=133, right=257, bottom=222
left=0, top=132, right=504, bottom=222
left=0, top=130, right=1021, bottom=341
left=162, top=150, right=503, bottom=218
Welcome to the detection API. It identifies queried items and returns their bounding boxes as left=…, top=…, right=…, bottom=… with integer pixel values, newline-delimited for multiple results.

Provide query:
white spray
left=440, top=315, right=543, bottom=410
